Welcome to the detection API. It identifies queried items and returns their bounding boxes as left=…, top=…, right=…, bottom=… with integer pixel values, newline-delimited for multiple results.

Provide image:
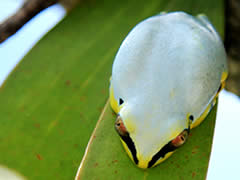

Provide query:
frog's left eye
left=171, top=130, right=189, bottom=148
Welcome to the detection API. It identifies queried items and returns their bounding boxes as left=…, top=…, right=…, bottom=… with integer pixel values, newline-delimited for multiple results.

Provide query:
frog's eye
left=171, top=130, right=189, bottom=148
left=115, top=115, right=128, bottom=136
left=119, top=98, right=124, bottom=105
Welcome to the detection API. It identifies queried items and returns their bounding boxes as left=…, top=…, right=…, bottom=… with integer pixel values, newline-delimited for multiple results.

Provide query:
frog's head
left=110, top=12, right=228, bottom=169
left=114, top=102, right=192, bottom=168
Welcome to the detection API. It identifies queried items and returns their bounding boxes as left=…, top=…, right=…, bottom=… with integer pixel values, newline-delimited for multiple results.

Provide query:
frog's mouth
left=148, top=127, right=190, bottom=168
left=147, top=135, right=182, bottom=168
left=115, top=114, right=190, bottom=168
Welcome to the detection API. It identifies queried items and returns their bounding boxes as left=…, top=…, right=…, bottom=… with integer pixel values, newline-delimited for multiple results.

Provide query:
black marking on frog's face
left=115, top=115, right=138, bottom=165
left=119, top=98, right=124, bottom=105
left=148, top=140, right=177, bottom=168
left=120, top=133, right=139, bottom=165
left=115, top=115, right=190, bottom=168
left=148, top=128, right=190, bottom=168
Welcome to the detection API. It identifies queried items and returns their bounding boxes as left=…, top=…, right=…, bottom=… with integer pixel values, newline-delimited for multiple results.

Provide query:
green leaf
left=0, top=0, right=224, bottom=179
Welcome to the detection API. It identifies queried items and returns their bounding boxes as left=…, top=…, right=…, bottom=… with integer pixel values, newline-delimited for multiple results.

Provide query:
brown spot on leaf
left=194, top=145, right=199, bottom=149
left=98, top=107, right=103, bottom=112
left=65, top=80, right=71, bottom=86
left=101, top=89, right=106, bottom=95
left=114, top=170, right=118, bottom=174
left=192, top=146, right=199, bottom=154
left=192, top=172, right=196, bottom=178
left=36, top=154, right=42, bottom=160
left=201, top=152, right=208, bottom=158
left=94, top=162, right=98, bottom=167
left=58, top=129, right=64, bottom=135
left=179, top=176, right=184, bottom=180
left=112, top=160, right=118, bottom=163
left=79, top=112, right=84, bottom=119
left=34, top=123, right=40, bottom=128
left=74, top=144, right=78, bottom=148
left=80, top=96, right=86, bottom=102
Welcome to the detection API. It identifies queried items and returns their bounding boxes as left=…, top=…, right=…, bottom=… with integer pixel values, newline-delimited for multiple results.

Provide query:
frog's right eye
left=119, top=98, right=124, bottom=105
left=171, top=130, right=189, bottom=148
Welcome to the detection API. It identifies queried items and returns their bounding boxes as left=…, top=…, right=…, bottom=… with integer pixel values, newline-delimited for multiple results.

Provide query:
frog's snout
left=114, top=114, right=191, bottom=168
left=114, top=115, right=173, bottom=169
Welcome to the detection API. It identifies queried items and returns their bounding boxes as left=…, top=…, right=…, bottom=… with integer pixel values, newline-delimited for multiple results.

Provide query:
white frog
left=110, top=12, right=228, bottom=169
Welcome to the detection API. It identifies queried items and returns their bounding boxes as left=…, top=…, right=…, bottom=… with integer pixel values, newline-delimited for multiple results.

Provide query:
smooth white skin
left=111, top=12, right=227, bottom=166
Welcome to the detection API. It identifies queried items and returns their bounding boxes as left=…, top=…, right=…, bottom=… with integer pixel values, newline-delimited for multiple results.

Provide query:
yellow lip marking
left=137, top=158, right=149, bottom=169
left=122, top=117, right=135, bottom=134
left=153, top=151, right=174, bottom=167
left=221, top=71, right=228, bottom=83
left=120, top=139, right=135, bottom=163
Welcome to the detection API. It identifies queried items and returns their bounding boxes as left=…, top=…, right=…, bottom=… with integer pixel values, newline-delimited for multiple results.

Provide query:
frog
left=109, top=11, right=228, bottom=169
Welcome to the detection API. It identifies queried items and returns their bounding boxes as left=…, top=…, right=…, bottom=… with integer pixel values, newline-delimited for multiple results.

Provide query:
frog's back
left=112, top=12, right=227, bottom=121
